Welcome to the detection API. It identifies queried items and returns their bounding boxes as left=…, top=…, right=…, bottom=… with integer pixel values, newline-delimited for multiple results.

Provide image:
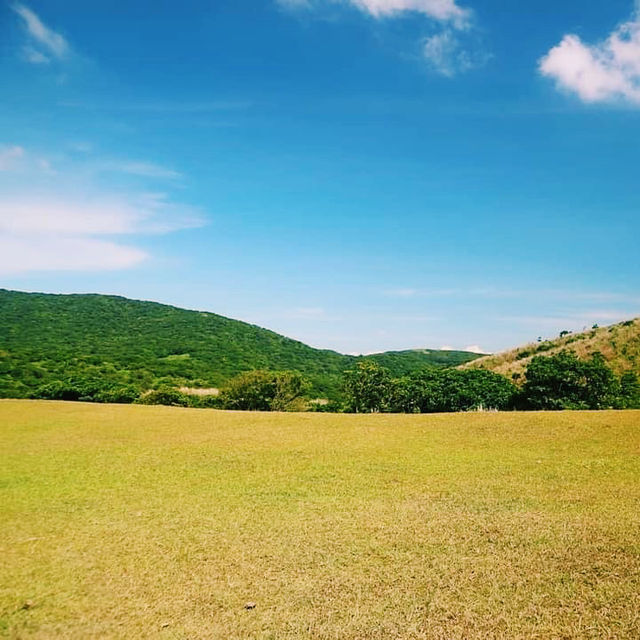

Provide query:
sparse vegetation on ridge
left=463, top=318, right=640, bottom=380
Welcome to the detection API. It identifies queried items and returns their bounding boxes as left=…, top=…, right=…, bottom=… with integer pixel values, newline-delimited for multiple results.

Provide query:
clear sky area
left=1, top=0, right=639, bottom=354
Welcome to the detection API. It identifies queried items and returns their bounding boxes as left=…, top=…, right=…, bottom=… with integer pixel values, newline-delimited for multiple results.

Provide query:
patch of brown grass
left=463, top=318, right=640, bottom=380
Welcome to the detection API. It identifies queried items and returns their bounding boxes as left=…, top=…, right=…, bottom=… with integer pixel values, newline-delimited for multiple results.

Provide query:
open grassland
left=1, top=401, right=639, bottom=639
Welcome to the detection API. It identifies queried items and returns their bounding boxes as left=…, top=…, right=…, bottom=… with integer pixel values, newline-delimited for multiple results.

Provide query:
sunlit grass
left=1, top=400, right=639, bottom=638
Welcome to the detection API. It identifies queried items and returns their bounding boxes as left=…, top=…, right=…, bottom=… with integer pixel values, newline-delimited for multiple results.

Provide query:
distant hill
left=462, top=318, right=640, bottom=380
left=0, top=289, right=482, bottom=399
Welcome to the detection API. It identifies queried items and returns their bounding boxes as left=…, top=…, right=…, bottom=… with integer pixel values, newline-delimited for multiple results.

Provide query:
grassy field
left=1, top=401, right=639, bottom=639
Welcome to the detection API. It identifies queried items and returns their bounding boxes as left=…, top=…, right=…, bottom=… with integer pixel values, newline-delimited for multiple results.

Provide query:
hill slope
left=462, top=318, right=640, bottom=380
left=0, top=289, right=481, bottom=399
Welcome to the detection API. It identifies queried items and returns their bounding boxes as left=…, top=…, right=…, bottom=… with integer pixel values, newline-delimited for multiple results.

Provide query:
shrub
left=136, top=387, right=190, bottom=407
left=218, top=370, right=309, bottom=411
left=32, top=378, right=141, bottom=404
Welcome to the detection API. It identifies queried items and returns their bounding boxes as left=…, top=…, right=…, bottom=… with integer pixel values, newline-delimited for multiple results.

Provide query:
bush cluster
left=31, top=378, right=140, bottom=404
left=341, top=352, right=640, bottom=413
left=342, top=362, right=516, bottom=413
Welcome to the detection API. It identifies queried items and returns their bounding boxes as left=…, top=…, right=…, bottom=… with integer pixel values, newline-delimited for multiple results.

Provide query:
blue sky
left=1, top=0, right=639, bottom=354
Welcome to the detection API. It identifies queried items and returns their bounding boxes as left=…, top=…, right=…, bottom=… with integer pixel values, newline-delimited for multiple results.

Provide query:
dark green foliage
left=187, top=394, right=222, bottom=409
left=342, top=361, right=392, bottom=413
left=136, top=387, right=190, bottom=407
left=0, top=289, right=482, bottom=403
left=32, top=378, right=140, bottom=404
left=218, top=370, right=309, bottom=411
left=619, top=373, right=640, bottom=409
left=534, top=342, right=554, bottom=353
left=365, top=349, right=485, bottom=377
left=387, top=369, right=516, bottom=413
left=519, top=351, right=620, bottom=410
left=342, top=364, right=516, bottom=414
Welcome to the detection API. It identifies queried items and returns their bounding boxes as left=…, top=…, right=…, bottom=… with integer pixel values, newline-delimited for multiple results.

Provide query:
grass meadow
left=1, top=400, right=639, bottom=639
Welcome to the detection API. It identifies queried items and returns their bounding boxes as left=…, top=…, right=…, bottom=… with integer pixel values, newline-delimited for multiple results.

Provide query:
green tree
left=520, top=351, right=619, bottom=410
left=388, top=368, right=516, bottom=413
left=218, top=370, right=309, bottom=411
left=342, top=361, right=391, bottom=413
left=619, top=372, right=640, bottom=409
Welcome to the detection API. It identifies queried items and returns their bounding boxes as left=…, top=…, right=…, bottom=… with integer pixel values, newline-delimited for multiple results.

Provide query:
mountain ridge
left=0, top=289, right=482, bottom=399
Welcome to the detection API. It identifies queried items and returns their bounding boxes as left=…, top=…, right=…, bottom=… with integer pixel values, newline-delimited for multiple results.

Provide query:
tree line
left=29, top=350, right=640, bottom=412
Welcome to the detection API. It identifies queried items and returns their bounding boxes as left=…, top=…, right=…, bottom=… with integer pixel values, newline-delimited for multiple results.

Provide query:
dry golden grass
left=178, top=387, right=220, bottom=397
left=463, top=317, right=640, bottom=379
left=1, top=400, right=639, bottom=639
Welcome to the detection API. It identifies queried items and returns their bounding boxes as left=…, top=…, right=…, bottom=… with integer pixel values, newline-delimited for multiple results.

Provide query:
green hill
left=462, top=318, right=640, bottom=380
left=0, top=289, right=481, bottom=399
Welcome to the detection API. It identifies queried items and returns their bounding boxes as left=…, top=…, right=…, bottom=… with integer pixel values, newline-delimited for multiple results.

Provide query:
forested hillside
left=0, top=289, right=481, bottom=399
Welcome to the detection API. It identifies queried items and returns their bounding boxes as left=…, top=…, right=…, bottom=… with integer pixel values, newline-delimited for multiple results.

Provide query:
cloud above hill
left=539, top=4, right=640, bottom=104
left=0, top=145, right=205, bottom=275
left=0, top=192, right=205, bottom=275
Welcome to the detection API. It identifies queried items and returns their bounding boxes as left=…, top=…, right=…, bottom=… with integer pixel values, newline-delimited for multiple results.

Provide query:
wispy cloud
left=0, top=235, right=147, bottom=274
left=539, top=4, right=640, bottom=105
left=11, top=3, right=71, bottom=64
left=278, top=0, right=484, bottom=76
left=347, top=0, right=469, bottom=26
left=423, top=29, right=487, bottom=76
left=0, top=145, right=25, bottom=171
left=59, top=100, right=253, bottom=114
left=279, top=0, right=470, bottom=25
left=0, top=145, right=55, bottom=174
left=384, top=286, right=640, bottom=304
left=102, top=161, right=183, bottom=180
left=0, top=193, right=202, bottom=237
left=0, top=140, right=206, bottom=275
left=0, top=193, right=205, bottom=275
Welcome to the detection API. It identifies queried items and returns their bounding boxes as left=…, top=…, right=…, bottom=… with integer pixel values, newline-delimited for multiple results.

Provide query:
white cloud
left=464, top=344, right=485, bottom=353
left=423, top=29, right=474, bottom=76
left=0, top=146, right=58, bottom=175
left=0, top=146, right=25, bottom=171
left=23, top=45, right=50, bottom=64
left=11, top=3, right=71, bottom=64
left=279, top=0, right=482, bottom=76
left=0, top=193, right=203, bottom=237
left=0, top=140, right=206, bottom=275
left=349, top=0, right=470, bottom=26
left=0, top=191, right=205, bottom=274
left=539, top=7, right=640, bottom=104
left=280, top=0, right=470, bottom=24
left=0, top=235, right=146, bottom=274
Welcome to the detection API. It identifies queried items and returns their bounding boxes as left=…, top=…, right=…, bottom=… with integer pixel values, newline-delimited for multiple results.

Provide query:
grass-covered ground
left=1, top=401, right=639, bottom=639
